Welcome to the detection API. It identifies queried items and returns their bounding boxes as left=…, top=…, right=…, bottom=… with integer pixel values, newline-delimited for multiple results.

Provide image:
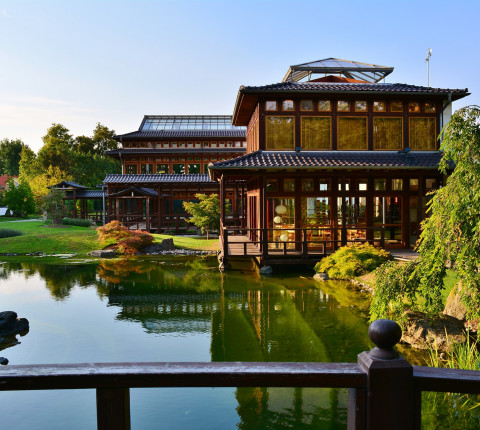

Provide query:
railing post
left=356, top=319, right=416, bottom=430
left=302, top=229, right=308, bottom=257
left=223, top=228, right=229, bottom=268
left=96, top=387, right=130, bottom=430
left=262, top=228, right=268, bottom=260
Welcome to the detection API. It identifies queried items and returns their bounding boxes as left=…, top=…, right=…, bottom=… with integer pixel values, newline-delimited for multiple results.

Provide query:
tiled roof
left=108, top=186, right=158, bottom=198
left=106, top=147, right=246, bottom=156
left=210, top=150, right=444, bottom=170
left=64, top=190, right=104, bottom=199
left=104, top=174, right=213, bottom=184
left=48, top=181, right=88, bottom=189
left=114, top=129, right=246, bottom=140
left=240, top=81, right=469, bottom=97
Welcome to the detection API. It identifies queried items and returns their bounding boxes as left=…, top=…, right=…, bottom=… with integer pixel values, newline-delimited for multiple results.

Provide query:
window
left=283, top=179, right=295, bottom=192
left=425, top=103, right=436, bottom=113
left=390, top=101, right=403, bottom=112
left=373, top=101, right=386, bottom=112
left=392, top=179, right=403, bottom=191
left=409, top=118, right=436, bottom=150
left=302, top=179, right=314, bottom=192
left=355, top=101, right=367, bottom=112
left=266, top=117, right=295, bottom=149
left=301, top=117, right=331, bottom=150
left=374, top=179, right=386, bottom=191
left=426, top=178, right=437, bottom=191
left=173, top=164, right=185, bottom=174
left=188, top=164, right=200, bottom=174
left=374, top=118, right=403, bottom=150
left=410, top=179, right=419, bottom=191
left=266, top=101, right=278, bottom=111
left=337, top=117, right=367, bottom=150
left=408, top=102, right=421, bottom=113
left=125, top=165, right=137, bottom=174
left=156, top=164, right=168, bottom=174
left=337, top=101, right=350, bottom=112
left=266, top=179, right=278, bottom=193
left=300, top=100, right=313, bottom=111
left=319, top=179, right=330, bottom=191
left=282, top=100, right=294, bottom=111
left=318, top=100, right=331, bottom=111
left=338, top=180, right=350, bottom=191
left=357, top=179, right=368, bottom=191
left=141, top=164, right=153, bottom=174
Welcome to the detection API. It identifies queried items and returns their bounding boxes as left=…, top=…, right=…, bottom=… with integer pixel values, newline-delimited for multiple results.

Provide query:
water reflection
left=0, top=256, right=372, bottom=429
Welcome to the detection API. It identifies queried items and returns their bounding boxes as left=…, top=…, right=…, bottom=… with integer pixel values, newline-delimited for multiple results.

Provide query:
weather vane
left=425, top=48, right=432, bottom=87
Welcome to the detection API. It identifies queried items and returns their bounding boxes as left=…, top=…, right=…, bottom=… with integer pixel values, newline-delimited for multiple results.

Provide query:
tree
left=36, top=123, right=75, bottom=174
left=18, top=146, right=41, bottom=182
left=28, top=166, right=72, bottom=205
left=0, top=139, right=27, bottom=176
left=183, top=193, right=221, bottom=239
left=40, top=188, right=68, bottom=225
left=3, top=179, right=35, bottom=217
left=370, top=106, right=480, bottom=320
left=92, top=123, right=119, bottom=154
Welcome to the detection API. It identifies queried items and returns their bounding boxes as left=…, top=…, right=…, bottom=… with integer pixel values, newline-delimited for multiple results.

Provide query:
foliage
left=369, top=106, right=480, bottom=322
left=2, top=179, right=35, bottom=217
left=314, top=243, right=391, bottom=280
left=18, top=146, right=40, bottom=182
left=0, top=138, right=27, bottom=176
left=0, top=228, right=23, bottom=239
left=40, top=188, right=68, bottom=225
left=97, top=221, right=153, bottom=254
left=183, top=193, right=221, bottom=239
left=30, top=166, right=72, bottom=204
left=62, top=217, right=93, bottom=227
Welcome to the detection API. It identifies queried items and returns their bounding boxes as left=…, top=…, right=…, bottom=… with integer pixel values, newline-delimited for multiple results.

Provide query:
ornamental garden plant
left=97, top=221, right=154, bottom=255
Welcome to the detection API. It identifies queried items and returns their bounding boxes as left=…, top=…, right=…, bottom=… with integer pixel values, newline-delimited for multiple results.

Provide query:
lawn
left=0, top=215, right=40, bottom=222
left=0, top=221, right=219, bottom=254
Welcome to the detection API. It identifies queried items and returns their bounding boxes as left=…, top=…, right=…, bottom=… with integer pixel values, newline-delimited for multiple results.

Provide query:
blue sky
left=1, top=0, right=478, bottom=152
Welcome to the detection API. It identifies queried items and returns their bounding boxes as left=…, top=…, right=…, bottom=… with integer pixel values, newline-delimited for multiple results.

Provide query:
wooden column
left=219, top=174, right=225, bottom=226
left=96, top=388, right=130, bottom=430
left=341, top=174, right=347, bottom=246
left=261, top=175, right=268, bottom=259
left=146, top=197, right=150, bottom=232
left=73, top=189, right=77, bottom=218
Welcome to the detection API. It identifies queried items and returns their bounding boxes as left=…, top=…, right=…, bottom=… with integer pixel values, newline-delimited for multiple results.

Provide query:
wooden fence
left=1, top=319, right=479, bottom=429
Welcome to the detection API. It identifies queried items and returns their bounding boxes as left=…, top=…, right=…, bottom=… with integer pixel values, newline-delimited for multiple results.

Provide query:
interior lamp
left=279, top=233, right=289, bottom=242
left=275, top=204, right=287, bottom=215
left=273, top=216, right=282, bottom=224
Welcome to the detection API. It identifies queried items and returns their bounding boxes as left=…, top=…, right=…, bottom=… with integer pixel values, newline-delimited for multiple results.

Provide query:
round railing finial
left=368, top=319, right=402, bottom=360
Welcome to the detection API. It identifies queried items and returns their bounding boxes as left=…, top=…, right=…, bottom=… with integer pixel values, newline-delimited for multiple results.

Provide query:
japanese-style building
left=103, top=115, right=247, bottom=232
left=208, top=58, right=469, bottom=266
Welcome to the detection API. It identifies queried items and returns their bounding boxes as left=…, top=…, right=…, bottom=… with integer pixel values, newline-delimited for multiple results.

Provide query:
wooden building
left=104, top=115, right=246, bottom=232
left=209, top=58, right=469, bottom=266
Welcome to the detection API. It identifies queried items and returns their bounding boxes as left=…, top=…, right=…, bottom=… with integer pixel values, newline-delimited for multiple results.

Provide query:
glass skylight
left=142, top=115, right=245, bottom=131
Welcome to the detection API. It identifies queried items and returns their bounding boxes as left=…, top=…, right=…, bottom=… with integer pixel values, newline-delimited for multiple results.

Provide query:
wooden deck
left=225, top=235, right=262, bottom=256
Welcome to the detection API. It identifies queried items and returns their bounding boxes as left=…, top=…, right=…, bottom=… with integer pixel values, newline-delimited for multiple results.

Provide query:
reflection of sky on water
left=0, top=256, right=373, bottom=430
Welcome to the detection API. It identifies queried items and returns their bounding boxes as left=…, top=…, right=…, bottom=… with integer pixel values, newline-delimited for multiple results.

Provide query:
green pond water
left=0, top=255, right=475, bottom=429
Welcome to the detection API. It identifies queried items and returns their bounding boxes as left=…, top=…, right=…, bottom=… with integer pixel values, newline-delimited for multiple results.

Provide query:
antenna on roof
left=425, top=48, right=432, bottom=87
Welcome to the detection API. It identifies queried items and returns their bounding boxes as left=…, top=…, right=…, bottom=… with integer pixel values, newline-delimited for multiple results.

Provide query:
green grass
left=152, top=234, right=219, bottom=251
left=0, top=215, right=40, bottom=222
left=0, top=221, right=219, bottom=254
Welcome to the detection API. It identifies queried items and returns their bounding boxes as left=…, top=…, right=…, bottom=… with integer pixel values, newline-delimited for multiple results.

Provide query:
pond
left=0, top=255, right=469, bottom=429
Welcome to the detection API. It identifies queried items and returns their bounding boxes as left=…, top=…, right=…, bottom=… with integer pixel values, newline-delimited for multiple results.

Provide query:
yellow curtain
left=266, top=117, right=295, bottom=150
left=301, top=117, right=331, bottom=150
left=374, top=118, right=403, bottom=150
left=409, top=118, right=436, bottom=150
left=337, top=117, right=367, bottom=150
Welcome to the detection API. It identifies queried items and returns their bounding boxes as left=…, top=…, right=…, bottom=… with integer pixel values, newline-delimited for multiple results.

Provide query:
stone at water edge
left=0, top=357, right=8, bottom=365
left=89, top=250, right=117, bottom=258
left=444, top=280, right=468, bottom=321
left=0, top=311, right=29, bottom=335
left=259, top=265, right=273, bottom=274
left=313, top=272, right=329, bottom=281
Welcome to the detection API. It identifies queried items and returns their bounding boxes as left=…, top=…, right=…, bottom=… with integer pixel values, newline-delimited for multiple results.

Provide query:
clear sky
left=1, top=0, right=478, bottom=152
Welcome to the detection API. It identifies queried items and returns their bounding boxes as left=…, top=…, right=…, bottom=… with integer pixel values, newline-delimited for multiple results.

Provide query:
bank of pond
left=0, top=255, right=476, bottom=429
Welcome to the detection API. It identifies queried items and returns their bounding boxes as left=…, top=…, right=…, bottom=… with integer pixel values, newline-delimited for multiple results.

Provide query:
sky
left=0, top=0, right=479, bottom=152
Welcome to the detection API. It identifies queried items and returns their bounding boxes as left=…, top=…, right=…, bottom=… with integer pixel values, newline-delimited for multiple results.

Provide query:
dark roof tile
left=104, top=174, right=213, bottom=184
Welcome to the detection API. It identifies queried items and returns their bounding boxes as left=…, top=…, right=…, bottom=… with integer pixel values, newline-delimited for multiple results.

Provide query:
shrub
left=0, top=228, right=23, bottom=238
left=97, top=221, right=154, bottom=254
left=62, top=217, right=93, bottom=227
left=314, top=243, right=391, bottom=280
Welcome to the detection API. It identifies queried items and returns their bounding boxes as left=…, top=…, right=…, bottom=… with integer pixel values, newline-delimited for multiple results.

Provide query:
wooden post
left=302, top=228, right=308, bottom=258
left=146, top=197, right=150, bottom=232
left=73, top=189, right=77, bottom=219
left=96, top=387, right=130, bottom=430
left=356, top=319, right=416, bottom=430
left=220, top=174, right=225, bottom=226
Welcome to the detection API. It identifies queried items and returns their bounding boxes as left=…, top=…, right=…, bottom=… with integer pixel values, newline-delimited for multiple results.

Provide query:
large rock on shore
left=401, top=311, right=465, bottom=351
left=0, top=311, right=29, bottom=352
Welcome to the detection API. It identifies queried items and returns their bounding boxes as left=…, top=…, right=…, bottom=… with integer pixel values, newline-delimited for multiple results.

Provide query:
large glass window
left=374, top=196, right=402, bottom=246
left=125, top=164, right=137, bottom=174
left=302, top=197, right=332, bottom=250
left=141, top=164, right=153, bottom=174
left=173, top=164, right=185, bottom=174
left=301, top=117, right=331, bottom=150
left=267, top=198, right=295, bottom=249
left=266, top=117, right=295, bottom=150
left=374, top=118, right=403, bottom=150
left=156, top=164, right=168, bottom=174
left=409, top=118, right=436, bottom=150
left=337, top=117, right=367, bottom=150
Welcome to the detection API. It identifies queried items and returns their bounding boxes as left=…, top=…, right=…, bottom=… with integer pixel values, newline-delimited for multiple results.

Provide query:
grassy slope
left=0, top=221, right=219, bottom=254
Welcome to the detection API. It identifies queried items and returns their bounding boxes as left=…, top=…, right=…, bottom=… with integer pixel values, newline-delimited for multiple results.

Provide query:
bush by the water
left=315, top=243, right=391, bottom=280
left=0, top=228, right=24, bottom=238
left=97, top=221, right=154, bottom=255
left=62, top=217, right=93, bottom=227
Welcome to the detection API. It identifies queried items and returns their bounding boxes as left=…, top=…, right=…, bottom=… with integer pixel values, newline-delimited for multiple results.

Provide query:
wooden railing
left=222, top=226, right=387, bottom=262
left=1, top=320, right=479, bottom=429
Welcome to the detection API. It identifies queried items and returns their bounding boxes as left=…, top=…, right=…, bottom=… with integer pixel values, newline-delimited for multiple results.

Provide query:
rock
left=444, top=281, right=469, bottom=321
left=89, top=249, right=117, bottom=258
left=313, top=272, right=329, bottom=281
left=0, top=357, right=8, bottom=365
left=259, top=265, right=273, bottom=274
left=0, top=311, right=29, bottom=336
left=401, top=311, right=466, bottom=351
left=161, top=238, right=175, bottom=251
